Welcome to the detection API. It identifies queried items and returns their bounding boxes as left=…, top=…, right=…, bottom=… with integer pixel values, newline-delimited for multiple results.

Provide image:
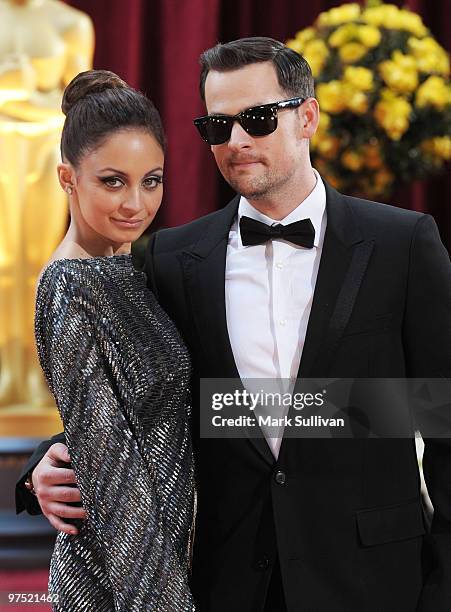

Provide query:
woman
left=35, top=70, right=195, bottom=611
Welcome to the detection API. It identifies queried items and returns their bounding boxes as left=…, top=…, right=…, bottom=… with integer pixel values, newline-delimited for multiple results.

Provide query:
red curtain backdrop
left=66, top=0, right=451, bottom=249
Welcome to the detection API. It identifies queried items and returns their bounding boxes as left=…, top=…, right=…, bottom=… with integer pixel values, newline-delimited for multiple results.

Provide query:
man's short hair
left=199, top=36, right=315, bottom=102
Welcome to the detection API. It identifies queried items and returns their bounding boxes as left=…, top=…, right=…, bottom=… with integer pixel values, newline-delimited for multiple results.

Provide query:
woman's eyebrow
left=98, top=166, right=163, bottom=175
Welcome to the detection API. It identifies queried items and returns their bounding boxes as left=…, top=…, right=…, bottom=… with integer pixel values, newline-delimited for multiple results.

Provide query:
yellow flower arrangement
left=303, top=39, right=330, bottom=76
left=408, top=37, right=450, bottom=75
left=374, top=89, right=412, bottom=140
left=286, top=0, right=451, bottom=199
left=416, top=76, right=451, bottom=110
left=421, top=136, right=451, bottom=161
left=379, top=51, right=418, bottom=94
left=343, top=66, right=373, bottom=90
left=317, top=3, right=361, bottom=28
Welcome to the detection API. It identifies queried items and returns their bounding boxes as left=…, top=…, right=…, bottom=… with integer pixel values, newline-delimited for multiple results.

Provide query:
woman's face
left=63, top=129, right=164, bottom=248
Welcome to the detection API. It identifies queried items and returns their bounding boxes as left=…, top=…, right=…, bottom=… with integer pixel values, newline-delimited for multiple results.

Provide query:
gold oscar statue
left=0, top=0, right=94, bottom=436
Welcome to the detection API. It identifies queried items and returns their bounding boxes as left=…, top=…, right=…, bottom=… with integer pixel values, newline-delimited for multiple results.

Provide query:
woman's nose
left=121, top=188, right=143, bottom=212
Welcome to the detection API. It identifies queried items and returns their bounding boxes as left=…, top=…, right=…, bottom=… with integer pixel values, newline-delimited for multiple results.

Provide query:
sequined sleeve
left=35, top=262, right=195, bottom=611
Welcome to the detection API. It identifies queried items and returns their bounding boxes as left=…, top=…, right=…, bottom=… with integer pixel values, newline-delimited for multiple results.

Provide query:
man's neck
left=246, top=168, right=317, bottom=221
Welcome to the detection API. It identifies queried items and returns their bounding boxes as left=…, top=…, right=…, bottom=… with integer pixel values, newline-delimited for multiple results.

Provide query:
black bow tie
left=239, top=215, right=315, bottom=248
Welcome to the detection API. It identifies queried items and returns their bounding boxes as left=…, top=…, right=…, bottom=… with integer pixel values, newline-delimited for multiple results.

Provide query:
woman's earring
left=67, top=186, right=73, bottom=195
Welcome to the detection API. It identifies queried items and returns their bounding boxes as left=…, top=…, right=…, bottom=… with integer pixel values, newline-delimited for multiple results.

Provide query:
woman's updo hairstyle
left=61, top=70, right=166, bottom=166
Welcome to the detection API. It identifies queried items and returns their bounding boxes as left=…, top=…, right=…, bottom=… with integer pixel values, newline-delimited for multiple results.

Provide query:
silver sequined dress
left=35, top=254, right=196, bottom=611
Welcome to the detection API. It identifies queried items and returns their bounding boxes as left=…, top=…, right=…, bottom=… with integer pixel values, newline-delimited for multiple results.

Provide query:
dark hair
left=61, top=70, right=166, bottom=166
left=199, top=37, right=315, bottom=102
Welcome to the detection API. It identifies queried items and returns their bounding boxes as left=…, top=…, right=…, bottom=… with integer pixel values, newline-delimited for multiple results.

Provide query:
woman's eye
left=144, top=176, right=163, bottom=189
left=102, top=177, right=123, bottom=188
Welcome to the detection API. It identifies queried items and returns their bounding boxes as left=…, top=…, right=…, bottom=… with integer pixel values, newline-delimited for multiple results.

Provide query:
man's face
left=204, top=62, right=309, bottom=201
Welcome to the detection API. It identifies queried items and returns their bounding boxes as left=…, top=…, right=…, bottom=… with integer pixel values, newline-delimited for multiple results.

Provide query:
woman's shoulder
left=38, top=254, right=134, bottom=287
left=37, top=256, right=111, bottom=311
left=37, top=257, right=97, bottom=302
left=36, top=254, right=142, bottom=321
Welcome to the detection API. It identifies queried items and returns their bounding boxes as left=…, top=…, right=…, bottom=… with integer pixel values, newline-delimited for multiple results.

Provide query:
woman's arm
left=37, top=264, right=194, bottom=610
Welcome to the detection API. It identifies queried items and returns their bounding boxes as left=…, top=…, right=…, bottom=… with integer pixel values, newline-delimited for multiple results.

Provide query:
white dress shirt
left=225, top=169, right=327, bottom=458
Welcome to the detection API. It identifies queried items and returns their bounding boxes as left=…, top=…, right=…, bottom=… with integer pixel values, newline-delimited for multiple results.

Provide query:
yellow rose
left=408, top=37, right=450, bottom=76
left=422, top=136, right=451, bottom=160
left=286, top=38, right=304, bottom=55
left=379, top=52, right=418, bottom=94
left=374, top=94, right=412, bottom=140
left=315, top=111, right=331, bottom=134
left=304, top=39, right=329, bottom=77
left=306, top=55, right=326, bottom=78
left=416, top=76, right=451, bottom=110
left=409, top=36, right=434, bottom=52
left=397, top=9, right=428, bottom=37
left=374, top=167, right=394, bottom=192
left=362, top=4, right=426, bottom=37
left=362, top=5, right=400, bottom=28
left=342, top=150, right=363, bottom=171
left=435, top=137, right=451, bottom=160
left=287, top=27, right=318, bottom=54
left=379, top=88, right=398, bottom=102
left=316, top=10, right=330, bottom=28
left=317, top=3, right=361, bottom=28
left=339, top=42, right=367, bottom=64
left=329, top=24, right=357, bottom=48
left=417, top=53, right=450, bottom=77
left=362, top=142, right=383, bottom=169
left=357, top=25, right=381, bottom=48
left=311, top=113, right=333, bottom=152
left=343, top=85, right=368, bottom=114
left=343, top=66, right=373, bottom=91
left=314, top=135, right=341, bottom=159
left=296, top=27, right=316, bottom=46
left=316, top=81, right=347, bottom=114
left=391, top=50, right=417, bottom=70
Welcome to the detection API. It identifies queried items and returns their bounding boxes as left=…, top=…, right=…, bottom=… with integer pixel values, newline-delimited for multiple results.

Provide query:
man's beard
left=223, top=165, right=290, bottom=200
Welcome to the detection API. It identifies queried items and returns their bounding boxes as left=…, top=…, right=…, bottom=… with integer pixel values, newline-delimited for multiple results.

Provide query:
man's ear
left=57, top=162, right=76, bottom=194
left=299, top=97, right=320, bottom=139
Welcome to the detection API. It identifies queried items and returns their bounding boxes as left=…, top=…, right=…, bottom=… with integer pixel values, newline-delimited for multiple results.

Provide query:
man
left=16, top=37, right=451, bottom=611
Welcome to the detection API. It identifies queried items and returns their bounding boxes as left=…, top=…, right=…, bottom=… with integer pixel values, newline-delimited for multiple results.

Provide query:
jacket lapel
left=181, top=196, right=275, bottom=466
left=180, top=197, right=239, bottom=379
left=298, top=183, right=374, bottom=379
left=277, top=184, right=374, bottom=464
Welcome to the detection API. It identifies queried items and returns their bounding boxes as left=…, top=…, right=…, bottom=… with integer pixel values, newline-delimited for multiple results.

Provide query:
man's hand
left=32, top=443, right=87, bottom=536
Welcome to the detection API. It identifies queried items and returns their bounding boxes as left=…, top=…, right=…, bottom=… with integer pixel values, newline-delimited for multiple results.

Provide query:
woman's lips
left=111, top=218, right=145, bottom=229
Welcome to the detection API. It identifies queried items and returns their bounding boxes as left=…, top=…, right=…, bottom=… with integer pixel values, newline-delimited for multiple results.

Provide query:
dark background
left=66, top=0, right=451, bottom=249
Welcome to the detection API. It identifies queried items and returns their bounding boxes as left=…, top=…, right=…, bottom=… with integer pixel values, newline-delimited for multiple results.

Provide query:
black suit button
left=256, top=556, right=270, bottom=570
left=275, top=470, right=286, bottom=485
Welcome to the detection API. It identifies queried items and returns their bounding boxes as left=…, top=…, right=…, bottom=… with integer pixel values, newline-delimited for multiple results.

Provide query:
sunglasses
left=193, top=97, right=305, bottom=145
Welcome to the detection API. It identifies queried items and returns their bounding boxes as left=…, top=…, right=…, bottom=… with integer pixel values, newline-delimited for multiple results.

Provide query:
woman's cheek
left=97, top=191, right=122, bottom=213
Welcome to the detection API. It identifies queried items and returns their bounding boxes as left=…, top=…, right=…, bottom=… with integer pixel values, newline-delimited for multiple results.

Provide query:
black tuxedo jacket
left=17, top=183, right=451, bottom=612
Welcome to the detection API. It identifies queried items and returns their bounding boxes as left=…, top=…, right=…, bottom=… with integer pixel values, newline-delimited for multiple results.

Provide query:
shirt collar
left=237, top=168, right=326, bottom=248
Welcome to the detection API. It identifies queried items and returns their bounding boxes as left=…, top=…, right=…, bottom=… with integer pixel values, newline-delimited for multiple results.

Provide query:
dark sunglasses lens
left=241, top=108, right=278, bottom=136
left=196, top=117, right=233, bottom=145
